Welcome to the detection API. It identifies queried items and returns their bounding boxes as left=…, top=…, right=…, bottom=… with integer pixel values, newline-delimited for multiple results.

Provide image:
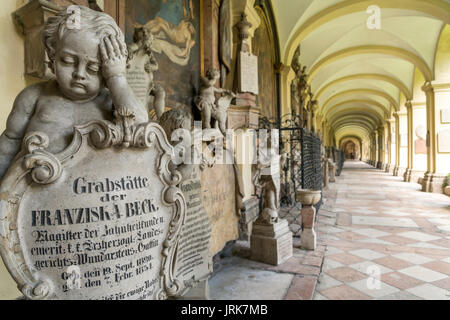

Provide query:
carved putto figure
left=127, top=25, right=166, bottom=120
left=195, top=68, right=235, bottom=135
left=252, top=148, right=287, bottom=225
left=0, top=6, right=147, bottom=181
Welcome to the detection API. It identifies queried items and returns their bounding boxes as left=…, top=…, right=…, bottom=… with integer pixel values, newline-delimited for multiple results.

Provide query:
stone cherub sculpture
left=0, top=6, right=148, bottom=181
left=126, top=24, right=166, bottom=120
left=195, top=68, right=236, bottom=135
left=252, top=144, right=287, bottom=225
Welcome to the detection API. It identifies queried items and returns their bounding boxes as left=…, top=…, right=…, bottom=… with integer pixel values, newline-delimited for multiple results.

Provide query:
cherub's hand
left=100, top=35, right=128, bottom=80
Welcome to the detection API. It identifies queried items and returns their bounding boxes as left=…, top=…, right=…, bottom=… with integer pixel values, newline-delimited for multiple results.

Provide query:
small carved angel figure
left=195, top=68, right=235, bottom=135
left=252, top=149, right=287, bottom=225
left=127, top=25, right=165, bottom=120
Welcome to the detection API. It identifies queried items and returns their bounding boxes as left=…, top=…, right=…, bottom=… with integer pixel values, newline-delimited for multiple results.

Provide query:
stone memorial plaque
left=126, top=52, right=152, bottom=109
left=174, top=166, right=212, bottom=293
left=0, top=116, right=186, bottom=300
left=202, top=162, right=240, bottom=256
left=415, top=139, right=427, bottom=154
left=441, top=109, right=450, bottom=124
left=438, top=130, right=450, bottom=153
left=239, top=51, right=259, bottom=95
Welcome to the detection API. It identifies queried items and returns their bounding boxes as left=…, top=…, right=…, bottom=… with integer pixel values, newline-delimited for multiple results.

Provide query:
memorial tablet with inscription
left=0, top=116, right=186, bottom=300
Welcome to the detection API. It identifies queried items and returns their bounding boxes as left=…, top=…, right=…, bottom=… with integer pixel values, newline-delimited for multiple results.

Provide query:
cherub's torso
left=26, top=81, right=113, bottom=153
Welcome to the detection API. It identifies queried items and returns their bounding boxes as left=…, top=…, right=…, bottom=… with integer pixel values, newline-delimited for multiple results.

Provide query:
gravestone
left=202, top=162, right=241, bottom=256
left=441, top=109, right=450, bottom=124
left=238, top=51, right=259, bottom=95
left=438, top=130, right=450, bottom=153
left=175, top=165, right=212, bottom=296
left=0, top=115, right=187, bottom=300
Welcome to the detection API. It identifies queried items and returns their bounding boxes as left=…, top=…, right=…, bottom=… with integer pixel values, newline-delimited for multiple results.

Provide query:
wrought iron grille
left=336, top=150, right=345, bottom=176
left=300, top=128, right=323, bottom=212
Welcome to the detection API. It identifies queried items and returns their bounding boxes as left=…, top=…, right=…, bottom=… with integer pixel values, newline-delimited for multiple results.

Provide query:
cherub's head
left=205, top=68, right=220, bottom=81
left=44, top=6, right=125, bottom=102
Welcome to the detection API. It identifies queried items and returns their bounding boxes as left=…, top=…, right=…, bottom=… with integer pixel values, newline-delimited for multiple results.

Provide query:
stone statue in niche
left=126, top=25, right=166, bottom=120
left=195, top=68, right=236, bottom=135
left=0, top=5, right=148, bottom=181
left=250, top=147, right=292, bottom=266
left=252, top=149, right=287, bottom=225
left=414, top=124, right=427, bottom=155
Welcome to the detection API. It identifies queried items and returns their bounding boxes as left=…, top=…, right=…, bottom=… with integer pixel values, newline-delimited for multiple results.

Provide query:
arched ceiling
left=271, top=0, right=449, bottom=146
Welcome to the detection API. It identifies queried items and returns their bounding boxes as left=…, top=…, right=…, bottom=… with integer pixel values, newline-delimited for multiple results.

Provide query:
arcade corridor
left=314, top=161, right=450, bottom=300
left=209, top=161, right=449, bottom=301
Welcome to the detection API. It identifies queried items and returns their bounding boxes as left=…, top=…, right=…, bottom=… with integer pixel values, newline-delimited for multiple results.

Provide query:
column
left=404, top=101, right=413, bottom=181
left=375, top=128, right=382, bottom=169
left=393, top=113, right=400, bottom=175
left=385, top=122, right=392, bottom=173
left=397, top=111, right=408, bottom=178
left=428, top=81, right=450, bottom=193
left=409, top=102, right=428, bottom=184
left=421, top=82, right=437, bottom=192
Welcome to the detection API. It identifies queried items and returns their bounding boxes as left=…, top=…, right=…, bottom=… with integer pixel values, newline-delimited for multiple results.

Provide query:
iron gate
left=257, top=112, right=323, bottom=236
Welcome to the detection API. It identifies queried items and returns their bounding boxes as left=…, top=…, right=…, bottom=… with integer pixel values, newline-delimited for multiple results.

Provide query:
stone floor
left=315, top=161, right=450, bottom=300
left=210, top=161, right=450, bottom=300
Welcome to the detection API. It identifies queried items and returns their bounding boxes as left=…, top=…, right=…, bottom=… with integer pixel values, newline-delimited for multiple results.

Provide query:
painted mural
left=125, top=0, right=201, bottom=109
left=252, top=8, right=278, bottom=120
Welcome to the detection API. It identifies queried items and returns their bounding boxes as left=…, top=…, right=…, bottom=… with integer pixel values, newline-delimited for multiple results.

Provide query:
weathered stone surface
left=238, top=196, right=260, bottom=241
left=209, top=256, right=294, bottom=300
left=250, top=219, right=293, bottom=265
left=175, top=165, right=213, bottom=295
left=202, top=163, right=240, bottom=256
left=301, top=229, right=317, bottom=251
left=227, top=105, right=260, bottom=129
left=301, top=206, right=316, bottom=229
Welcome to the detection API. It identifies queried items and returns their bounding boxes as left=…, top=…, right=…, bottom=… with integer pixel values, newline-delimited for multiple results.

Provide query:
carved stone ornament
left=0, top=111, right=187, bottom=300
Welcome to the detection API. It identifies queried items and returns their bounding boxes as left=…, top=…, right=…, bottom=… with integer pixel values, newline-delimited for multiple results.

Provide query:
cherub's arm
left=100, top=35, right=148, bottom=123
left=0, top=84, right=41, bottom=180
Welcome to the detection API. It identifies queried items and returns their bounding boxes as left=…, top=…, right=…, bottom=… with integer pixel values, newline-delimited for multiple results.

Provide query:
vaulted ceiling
left=270, top=0, right=450, bottom=144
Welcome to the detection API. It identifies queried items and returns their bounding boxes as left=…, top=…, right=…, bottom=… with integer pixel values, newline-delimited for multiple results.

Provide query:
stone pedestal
left=227, top=105, right=260, bottom=130
left=328, top=159, right=336, bottom=183
left=422, top=173, right=447, bottom=194
left=397, top=167, right=407, bottom=178
left=322, top=158, right=329, bottom=189
left=421, top=172, right=433, bottom=192
left=410, top=170, right=426, bottom=184
left=444, top=186, right=450, bottom=196
left=393, top=166, right=398, bottom=176
left=404, top=168, right=412, bottom=182
left=385, top=164, right=390, bottom=173
left=300, top=206, right=317, bottom=250
left=250, top=219, right=293, bottom=266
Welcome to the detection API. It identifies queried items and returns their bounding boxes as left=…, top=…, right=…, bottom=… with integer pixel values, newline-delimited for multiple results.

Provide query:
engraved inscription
left=239, top=52, right=259, bottom=95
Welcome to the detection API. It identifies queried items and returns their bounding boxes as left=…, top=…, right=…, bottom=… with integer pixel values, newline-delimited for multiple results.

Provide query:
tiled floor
left=314, top=161, right=450, bottom=300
